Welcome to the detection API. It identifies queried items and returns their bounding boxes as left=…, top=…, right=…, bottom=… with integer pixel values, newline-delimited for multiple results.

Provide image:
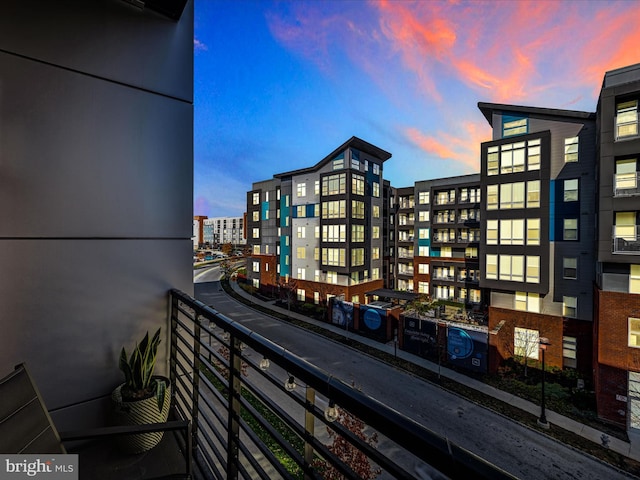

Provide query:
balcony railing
left=169, top=289, right=514, bottom=480
left=613, top=227, right=640, bottom=254
left=614, top=173, right=640, bottom=197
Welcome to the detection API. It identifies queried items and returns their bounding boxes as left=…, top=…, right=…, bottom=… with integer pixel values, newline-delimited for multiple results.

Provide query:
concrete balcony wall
left=0, top=0, right=194, bottom=428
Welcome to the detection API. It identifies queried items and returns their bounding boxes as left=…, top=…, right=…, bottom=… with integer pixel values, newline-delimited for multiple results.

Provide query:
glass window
left=419, top=191, right=430, bottom=204
left=564, top=179, right=579, bottom=202
left=500, top=182, right=524, bottom=209
left=296, top=288, right=305, bottom=301
left=528, top=139, right=541, bottom=171
left=526, top=256, right=540, bottom=283
left=333, top=158, right=344, bottom=170
left=297, top=183, right=306, bottom=197
left=322, top=200, right=346, bottom=219
left=527, top=180, right=540, bottom=208
left=487, top=146, right=499, bottom=176
left=352, top=225, right=365, bottom=242
left=631, top=265, right=640, bottom=294
left=486, top=254, right=498, bottom=279
left=500, top=255, right=524, bottom=282
left=351, top=248, right=365, bottom=267
left=373, top=205, right=380, bottom=218
left=252, top=192, right=260, bottom=205
left=564, top=137, right=579, bottom=162
left=372, top=226, right=380, bottom=239
left=562, top=336, right=577, bottom=367
left=487, top=220, right=498, bottom=245
left=418, top=246, right=429, bottom=256
left=527, top=218, right=540, bottom=245
left=352, top=200, right=365, bottom=219
left=563, top=218, right=578, bottom=241
left=352, top=174, right=365, bottom=195
left=563, top=296, right=577, bottom=318
left=617, top=100, right=638, bottom=139
left=322, top=248, right=346, bottom=267
left=563, top=257, right=577, bottom=279
left=630, top=318, right=640, bottom=347
left=372, top=247, right=380, bottom=260
left=616, top=158, right=638, bottom=193
left=297, top=226, right=305, bottom=238
left=322, top=173, right=346, bottom=196
left=503, top=117, right=528, bottom=137
left=322, top=224, right=346, bottom=242
left=373, top=163, right=380, bottom=175
left=418, top=264, right=429, bottom=274
left=487, top=185, right=498, bottom=210
left=515, top=292, right=540, bottom=313
left=252, top=211, right=259, bottom=221
left=252, top=261, right=260, bottom=272
left=314, top=180, right=320, bottom=195
left=373, top=182, right=380, bottom=197
left=252, top=228, right=259, bottom=239
left=514, top=327, right=539, bottom=360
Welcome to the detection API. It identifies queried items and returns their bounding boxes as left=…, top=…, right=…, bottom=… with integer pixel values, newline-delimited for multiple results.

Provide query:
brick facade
left=488, top=306, right=564, bottom=372
left=594, top=289, right=640, bottom=427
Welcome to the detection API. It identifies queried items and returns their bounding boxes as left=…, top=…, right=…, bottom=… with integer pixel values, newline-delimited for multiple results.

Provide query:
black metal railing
left=169, top=289, right=515, bottom=480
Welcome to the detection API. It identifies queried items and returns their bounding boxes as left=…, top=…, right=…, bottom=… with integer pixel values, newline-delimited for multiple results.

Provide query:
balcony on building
left=613, top=224, right=640, bottom=253
left=614, top=171, right=640, bottom=197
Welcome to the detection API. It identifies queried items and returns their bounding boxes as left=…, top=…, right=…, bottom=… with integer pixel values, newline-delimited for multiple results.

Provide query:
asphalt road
left=193, top=267, right=635, bottom=480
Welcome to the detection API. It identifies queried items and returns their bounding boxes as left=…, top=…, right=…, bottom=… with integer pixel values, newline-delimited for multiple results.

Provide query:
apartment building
left=246, top=137, right=391, bottom=304
left=390, top=176, right=485, bottom=307
left=477, top=102, right=597, bottom=374
left=203, top=216, right=246, bottom=246
left=594, top=63, right=640, bottom=428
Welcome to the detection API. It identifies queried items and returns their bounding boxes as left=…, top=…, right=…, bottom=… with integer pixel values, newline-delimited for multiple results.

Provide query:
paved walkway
left=228, top=278, right=640, bottom=463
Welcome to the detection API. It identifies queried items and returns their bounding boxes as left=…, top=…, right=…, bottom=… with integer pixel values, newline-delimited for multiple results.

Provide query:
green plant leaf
left=155, top=378, right=166, bottom=413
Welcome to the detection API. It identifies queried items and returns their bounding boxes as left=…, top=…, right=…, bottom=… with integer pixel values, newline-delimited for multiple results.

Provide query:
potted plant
left=111, top=328, right=171, bottom=453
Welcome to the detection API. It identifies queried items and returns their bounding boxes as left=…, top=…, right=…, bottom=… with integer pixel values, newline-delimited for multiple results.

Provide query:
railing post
left=304, top=386, right=316, bottom=480
left=192, top=312, right=201, bottom=461
left=227, top=336, right=241, bottom=479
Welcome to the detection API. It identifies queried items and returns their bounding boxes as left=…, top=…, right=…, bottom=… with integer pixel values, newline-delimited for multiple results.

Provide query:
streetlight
left=537, top=337, right=551, bottom=429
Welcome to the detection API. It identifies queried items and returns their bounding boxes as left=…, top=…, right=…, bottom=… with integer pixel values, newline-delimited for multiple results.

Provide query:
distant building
left=193, top=215, right=207, bottom=249
left=203, top=216, right=246, bottom=246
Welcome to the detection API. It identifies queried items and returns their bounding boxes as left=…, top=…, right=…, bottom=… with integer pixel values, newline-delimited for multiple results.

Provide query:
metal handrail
left=170, top=288, right=516, bottom=480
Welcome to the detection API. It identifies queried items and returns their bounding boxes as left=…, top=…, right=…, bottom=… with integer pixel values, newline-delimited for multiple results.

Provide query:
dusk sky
left=194, top=0, right=640, bottom=218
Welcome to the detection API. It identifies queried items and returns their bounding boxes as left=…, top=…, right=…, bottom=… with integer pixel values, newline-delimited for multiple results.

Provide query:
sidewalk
left=229, top=278, right=640, bottom=464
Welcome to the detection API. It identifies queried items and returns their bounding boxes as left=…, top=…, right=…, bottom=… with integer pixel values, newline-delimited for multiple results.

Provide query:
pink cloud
left=406, top=120, right=490, bottom=172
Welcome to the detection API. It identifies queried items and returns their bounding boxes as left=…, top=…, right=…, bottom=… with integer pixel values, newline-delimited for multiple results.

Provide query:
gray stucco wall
left=0, top=0, right=193, bottom=428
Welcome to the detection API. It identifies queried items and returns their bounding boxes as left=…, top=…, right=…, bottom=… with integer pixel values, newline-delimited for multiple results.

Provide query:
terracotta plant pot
left=111, top=376, right=171, bottom=454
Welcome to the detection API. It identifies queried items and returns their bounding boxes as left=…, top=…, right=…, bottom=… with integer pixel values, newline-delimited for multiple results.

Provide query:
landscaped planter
left=111, top=377, right=171, bottom=454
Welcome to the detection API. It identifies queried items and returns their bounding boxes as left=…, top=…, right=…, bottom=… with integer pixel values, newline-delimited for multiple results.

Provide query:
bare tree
left=278, top=278, right=298, bottom=310
left=313, top=406, right=382, bottom=480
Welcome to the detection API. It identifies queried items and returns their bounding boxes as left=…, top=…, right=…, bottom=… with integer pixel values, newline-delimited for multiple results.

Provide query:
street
left=193, top=267, right=635, bottom=480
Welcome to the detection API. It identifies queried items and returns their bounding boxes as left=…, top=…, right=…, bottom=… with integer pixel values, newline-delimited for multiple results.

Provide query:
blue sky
left=194, top=0, right=640, bottom=217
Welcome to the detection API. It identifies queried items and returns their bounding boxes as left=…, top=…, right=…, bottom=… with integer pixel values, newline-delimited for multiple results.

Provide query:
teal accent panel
left=418, top=238, right=430, bottom=247
left=306, top=204, right=316, bottom=217
left=431, top=247, right=440, bottom=257
left=549, top=180, right=555, bottom=241
left=261, top=201, right=269, bottom=221
left=280, top=235, right=290, bottom=276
